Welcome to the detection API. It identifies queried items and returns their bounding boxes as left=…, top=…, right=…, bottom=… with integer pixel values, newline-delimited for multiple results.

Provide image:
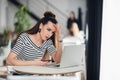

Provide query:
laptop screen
left=60, top=44, right=85, bottom=68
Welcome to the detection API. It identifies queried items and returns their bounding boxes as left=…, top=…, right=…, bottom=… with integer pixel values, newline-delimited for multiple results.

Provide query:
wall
left=100, top=0, right=120, bottom=80
left=7, top=1, right=36, bottom=32
left=1, top=0, right=87, bottom=35
left=7, top=2, right=18, bottom=32
left=0, top=0, right=7, bottom=33
left=47, top=0, right=87, bottom=30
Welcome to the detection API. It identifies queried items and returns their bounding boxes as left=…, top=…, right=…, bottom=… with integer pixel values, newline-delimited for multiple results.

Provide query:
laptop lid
left=59, top=44, right=85, bottom=68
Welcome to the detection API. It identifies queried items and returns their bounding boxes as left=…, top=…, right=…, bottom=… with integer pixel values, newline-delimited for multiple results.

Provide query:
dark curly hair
left=14, top=11, right=58, bottom=46
left=26, top=11, right=57, bottom=34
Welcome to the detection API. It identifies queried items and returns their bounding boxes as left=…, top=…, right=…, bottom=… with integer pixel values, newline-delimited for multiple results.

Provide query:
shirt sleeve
left=11, top=35, right=24, bottom=54
left=47, top=40, right=56, bottom=54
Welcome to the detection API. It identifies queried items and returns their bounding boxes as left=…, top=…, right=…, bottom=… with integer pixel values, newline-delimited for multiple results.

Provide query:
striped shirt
left=11, top=33, right=56, bottom=61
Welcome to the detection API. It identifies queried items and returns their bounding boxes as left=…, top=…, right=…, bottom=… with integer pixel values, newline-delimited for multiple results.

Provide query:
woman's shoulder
left=17, top=33, right=28, bottom=41
left=46, top=39, right=53, bottom=44
left=20, top=33, right=27, bottom=36
left=19, top=33, right=28, bottom=38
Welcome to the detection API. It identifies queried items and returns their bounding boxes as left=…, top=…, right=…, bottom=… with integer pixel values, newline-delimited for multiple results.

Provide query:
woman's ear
left=39, top=23, right=43, bottom=29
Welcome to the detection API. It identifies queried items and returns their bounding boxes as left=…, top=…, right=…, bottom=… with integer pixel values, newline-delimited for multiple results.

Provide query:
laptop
left=47, top=44, right=85, bottom=68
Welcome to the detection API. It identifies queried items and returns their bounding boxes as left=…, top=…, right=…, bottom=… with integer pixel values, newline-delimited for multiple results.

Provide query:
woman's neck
left=29, top=32, right=43, bottom=46
left=35, top=32, right=43, bottom=42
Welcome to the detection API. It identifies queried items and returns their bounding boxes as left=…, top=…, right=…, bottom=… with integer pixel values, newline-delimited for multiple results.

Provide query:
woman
left=6, top=11, right=62, bottom=66
left=67, top=11, right=78, bottom=35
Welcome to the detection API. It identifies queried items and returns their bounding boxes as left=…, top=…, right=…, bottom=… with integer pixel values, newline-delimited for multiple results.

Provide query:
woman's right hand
left=33, top=58, right=49, bottom=66
left=6, top=52, right=50, bottom=66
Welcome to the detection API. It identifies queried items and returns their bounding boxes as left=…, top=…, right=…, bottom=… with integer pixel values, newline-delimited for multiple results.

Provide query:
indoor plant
left=14, top=5, right=30, bottom=34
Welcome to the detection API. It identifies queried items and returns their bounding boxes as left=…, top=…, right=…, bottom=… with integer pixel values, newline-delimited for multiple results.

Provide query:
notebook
left=47, top=44, right=85, bottom=68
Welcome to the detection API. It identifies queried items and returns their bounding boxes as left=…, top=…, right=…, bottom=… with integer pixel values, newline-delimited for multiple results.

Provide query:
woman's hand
left=6, top=52, right=50, bottom=66
left=51, top=24, right=62, bottom=64
left=55, top=24, right=61, bottom=36
left=54, top=24, right=62, bottom=41
left=33, top=58, right=49, bottom=66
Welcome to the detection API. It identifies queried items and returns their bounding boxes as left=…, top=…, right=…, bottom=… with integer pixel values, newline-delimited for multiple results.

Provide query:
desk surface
left=13, top=66, right=84, bottom=75
left=0, top=66, right=7, bottom=77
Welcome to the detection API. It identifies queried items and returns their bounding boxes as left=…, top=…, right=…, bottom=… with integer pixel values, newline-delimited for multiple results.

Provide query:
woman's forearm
left=54, top=35, right=62, bottom=63
left=55, top=42, right=62, bottom=63
left=6, top=52, right=40, bottom=66
left=7, top=58, right=35, bottom=66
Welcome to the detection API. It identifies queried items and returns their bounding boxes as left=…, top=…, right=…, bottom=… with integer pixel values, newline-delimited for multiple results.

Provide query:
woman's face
left=40, top=21, right=56, bottom=40
left=70, top=13, right=75, bottom=19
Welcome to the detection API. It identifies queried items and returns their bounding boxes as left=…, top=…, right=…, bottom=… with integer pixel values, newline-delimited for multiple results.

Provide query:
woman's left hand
left=55, top=24, right=61, bottom=36
left=55, top=24, right=62, bottom=41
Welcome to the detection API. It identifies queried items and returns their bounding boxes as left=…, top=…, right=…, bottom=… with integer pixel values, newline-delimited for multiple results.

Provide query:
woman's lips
left=45, top=36, right=49, bottom=39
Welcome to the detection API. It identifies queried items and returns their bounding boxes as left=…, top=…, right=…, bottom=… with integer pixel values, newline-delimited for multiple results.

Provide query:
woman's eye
left=47, top=29, right=51, bottom=31
left=47, top=28, right=54, bottom=35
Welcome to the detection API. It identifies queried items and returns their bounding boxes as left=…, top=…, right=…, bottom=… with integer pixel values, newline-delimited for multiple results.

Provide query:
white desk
left=6, top=66, right=84, bottom=80
left=12, top=66, right=84, bottom=75
left=0, top=65, right=84, bottom=80
left=7, top=75, right=80, bottom=80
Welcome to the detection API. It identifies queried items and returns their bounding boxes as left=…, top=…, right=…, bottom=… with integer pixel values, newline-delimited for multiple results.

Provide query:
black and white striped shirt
left=11, top=33, right=56, bottom=61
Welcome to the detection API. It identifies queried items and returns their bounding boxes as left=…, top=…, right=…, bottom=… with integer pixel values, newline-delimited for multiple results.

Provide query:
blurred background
left=0, top=0, right=87, bottom=66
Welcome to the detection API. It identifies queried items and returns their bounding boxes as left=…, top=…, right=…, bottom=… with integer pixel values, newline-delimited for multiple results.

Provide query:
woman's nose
left=47, top=33, right=52, bottom=38
left=49, top=32, right=53, bottom=36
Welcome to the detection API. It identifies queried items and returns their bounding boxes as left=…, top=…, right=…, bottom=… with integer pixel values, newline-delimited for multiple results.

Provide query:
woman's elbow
left=6, top=57, right=15, bottom=66
left=6, top=52, right=17, bottom=66
left=6, top=58, right=12, bottom=65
